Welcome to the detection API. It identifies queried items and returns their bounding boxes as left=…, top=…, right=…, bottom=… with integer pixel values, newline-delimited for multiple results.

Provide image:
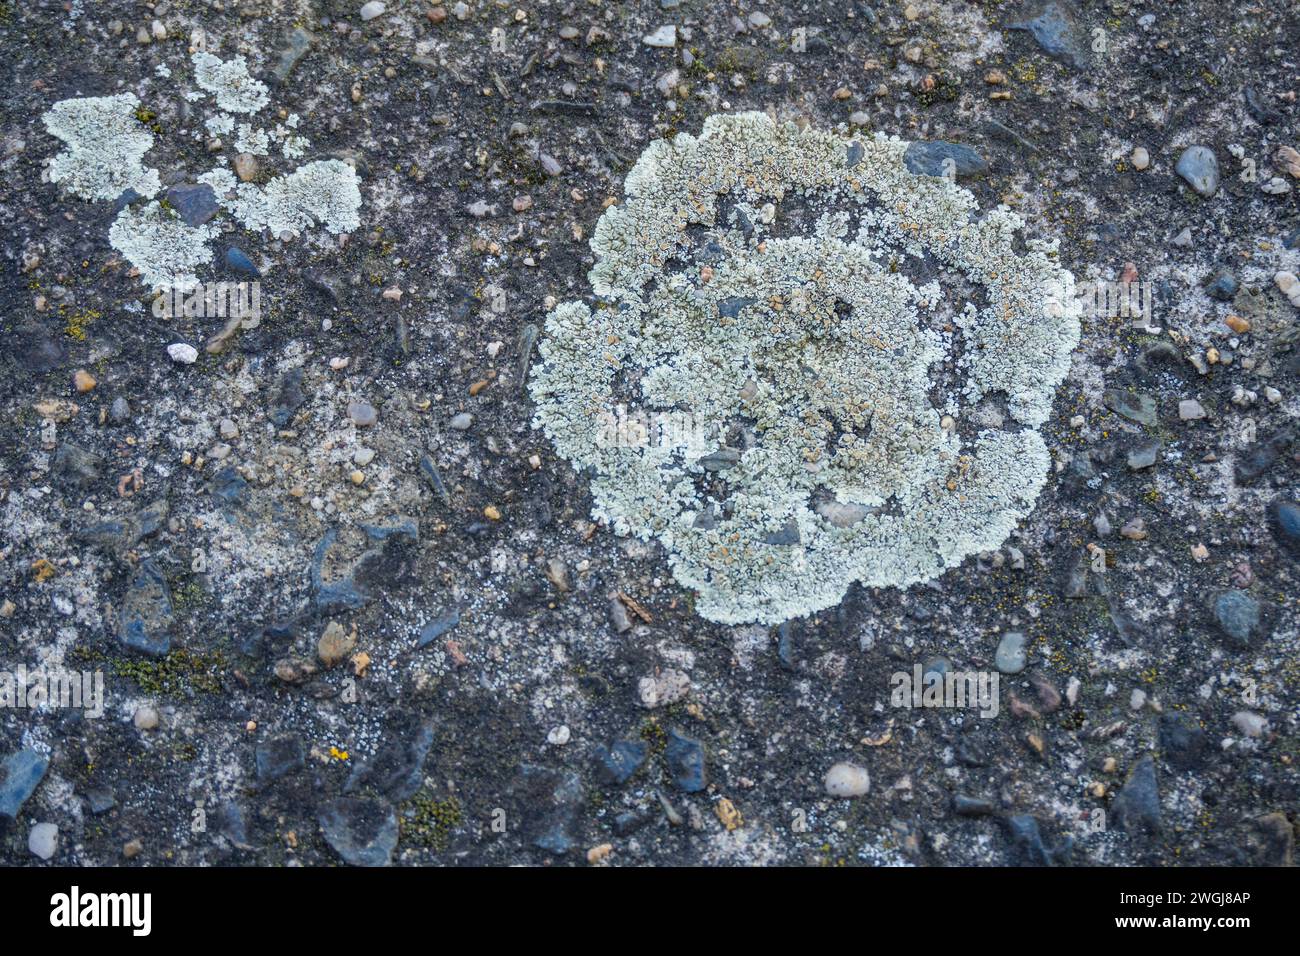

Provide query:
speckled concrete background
left=0, top=0, right=1296, bottom=867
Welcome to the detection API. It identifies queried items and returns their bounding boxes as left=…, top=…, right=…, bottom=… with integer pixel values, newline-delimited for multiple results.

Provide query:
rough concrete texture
left=0, top=0, right=1296, bottom=868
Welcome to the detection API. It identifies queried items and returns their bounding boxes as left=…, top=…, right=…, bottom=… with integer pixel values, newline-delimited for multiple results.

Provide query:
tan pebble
left=73, top=369, right=96, bottom=393
left=233, top=153, right=259, bottom=182
left=715, top=797, right=743, bottom=831
left=317, top=621, right=357, bottom=668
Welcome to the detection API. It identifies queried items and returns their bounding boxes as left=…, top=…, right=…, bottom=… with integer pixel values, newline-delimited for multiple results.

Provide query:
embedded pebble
left=824, top=762, right=871, bottom=798
left=1175, top=145, right=1220, bottom=197
left=167, top=343, right=199, bottom=364
left=28, top=822, right=58, bottom=860
left=348, top=401, right=378, bottom=427
left=995, top=632, right=1028, bottom=674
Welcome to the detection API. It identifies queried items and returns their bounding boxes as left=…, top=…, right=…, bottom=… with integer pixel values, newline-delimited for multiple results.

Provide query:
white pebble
left=642, top=25, right=677, bottom=47
left=824, top=761, right=870, bottom=798
left=547, top=725, right=571, bottom=745
left=1275, top=271, right=1300, bottom=306
left=167, top=343, right=198, bottom=364
left=359, top=1, right=386, bottom=21
left=1231, top=711, right=1269, bottom=738
left=29, top=822, right=58, bottom=860
left=133, top=705, right=160, bottom=730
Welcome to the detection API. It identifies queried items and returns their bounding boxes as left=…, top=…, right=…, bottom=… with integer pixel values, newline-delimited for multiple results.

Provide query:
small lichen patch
left=201, top=159, right=362, bottom=238
left=42, top=93, right=161, bottom=201
left=192, top=50, right=270, bottom=114
left=530, top=113, right=1081, bottom=625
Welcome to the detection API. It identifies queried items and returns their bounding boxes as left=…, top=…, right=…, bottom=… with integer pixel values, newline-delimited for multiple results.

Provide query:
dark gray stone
left=1126, top=438, right=1162, bottom=470
left=0, top=749, right=49, bottom=821
left=1213, top=589, right=1261, bottom=649
left=1203, top=266, right=1238, bottom=301
left=1009, top=3, right=1087, bottom=68
left=84, top=787, right=116, bottom=814
left=273, top=26, right=315, bottom=82
left=1268, top=499, right=1300, bottom=557
left=78, top=501, right=168, bottom=556
left=592, top=739, right=648, bottom=785
left=53, top=443, right=103, bottom=486
left=953, top=794, right=996, bottom=816
left=318, top=796, right=399, bottom=866
left=718, top=296, right=755, bottom=318
left=903, top=141, right=988, bottom=178
left=166, top=183, right=220, bottom=227
left=665, top=729, right=706, bottom=792
left=1112, top=755, right=1161, bottom=835
left=1103, top=389, right=1158, bottom=426
left=269, top=368, right=306, bottom=427
left=225, top=247, right=261, bottom=277
left=416, top=609, right=460, bottom=648
left=1159, top=713, right=1207, bottom=771
left=117, top=559, right=173, bottom=657
left=514, top=764, right=584, bottom=855
left=1000, top=813, right=1072, bottom=866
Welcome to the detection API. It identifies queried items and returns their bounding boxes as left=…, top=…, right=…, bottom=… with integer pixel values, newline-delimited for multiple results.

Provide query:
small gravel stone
left=449, top=412, right=473, bottom=430
left=167, top=343, right=198, bottom=364
left=28, top=822, right=58, bottom=860
left=824, top=761, right=870, bottom=798
left=638, top=669, right=690, bottom=708
left=1232, top=711, right=1269, bottom=738
left=348, top=401, right=377, bottom=427
left=1178, top=399, right=1206, bottom=420
left=133, top=705, right=160, bottom=730
left=1213, top=589, right=1260, bottom=649
left=994, top=631, right=1028, bottom=674
left=1130, top=146, right=1150, bottom=170
left=318, top=620, right=357, bottom=668
left=643, top=25, right=677, bottom=47
left=1175, top=145, right=1220, bottom=197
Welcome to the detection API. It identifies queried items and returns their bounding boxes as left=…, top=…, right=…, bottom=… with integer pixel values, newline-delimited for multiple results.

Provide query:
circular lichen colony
left=531, top=112, right=1082, bottom=625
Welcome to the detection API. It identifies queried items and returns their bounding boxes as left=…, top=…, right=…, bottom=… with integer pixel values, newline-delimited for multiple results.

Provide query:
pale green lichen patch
left=199, top=159, right=361, bottom=237
left=192, top=50, right=270, bottom=114
left=530, top=113, right=1081, bottom=625
left=42, top=93, right=161, bottom=201
left=43, top=51, right=360, bottom=292
left=108, top=201, right=215, bottom=293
